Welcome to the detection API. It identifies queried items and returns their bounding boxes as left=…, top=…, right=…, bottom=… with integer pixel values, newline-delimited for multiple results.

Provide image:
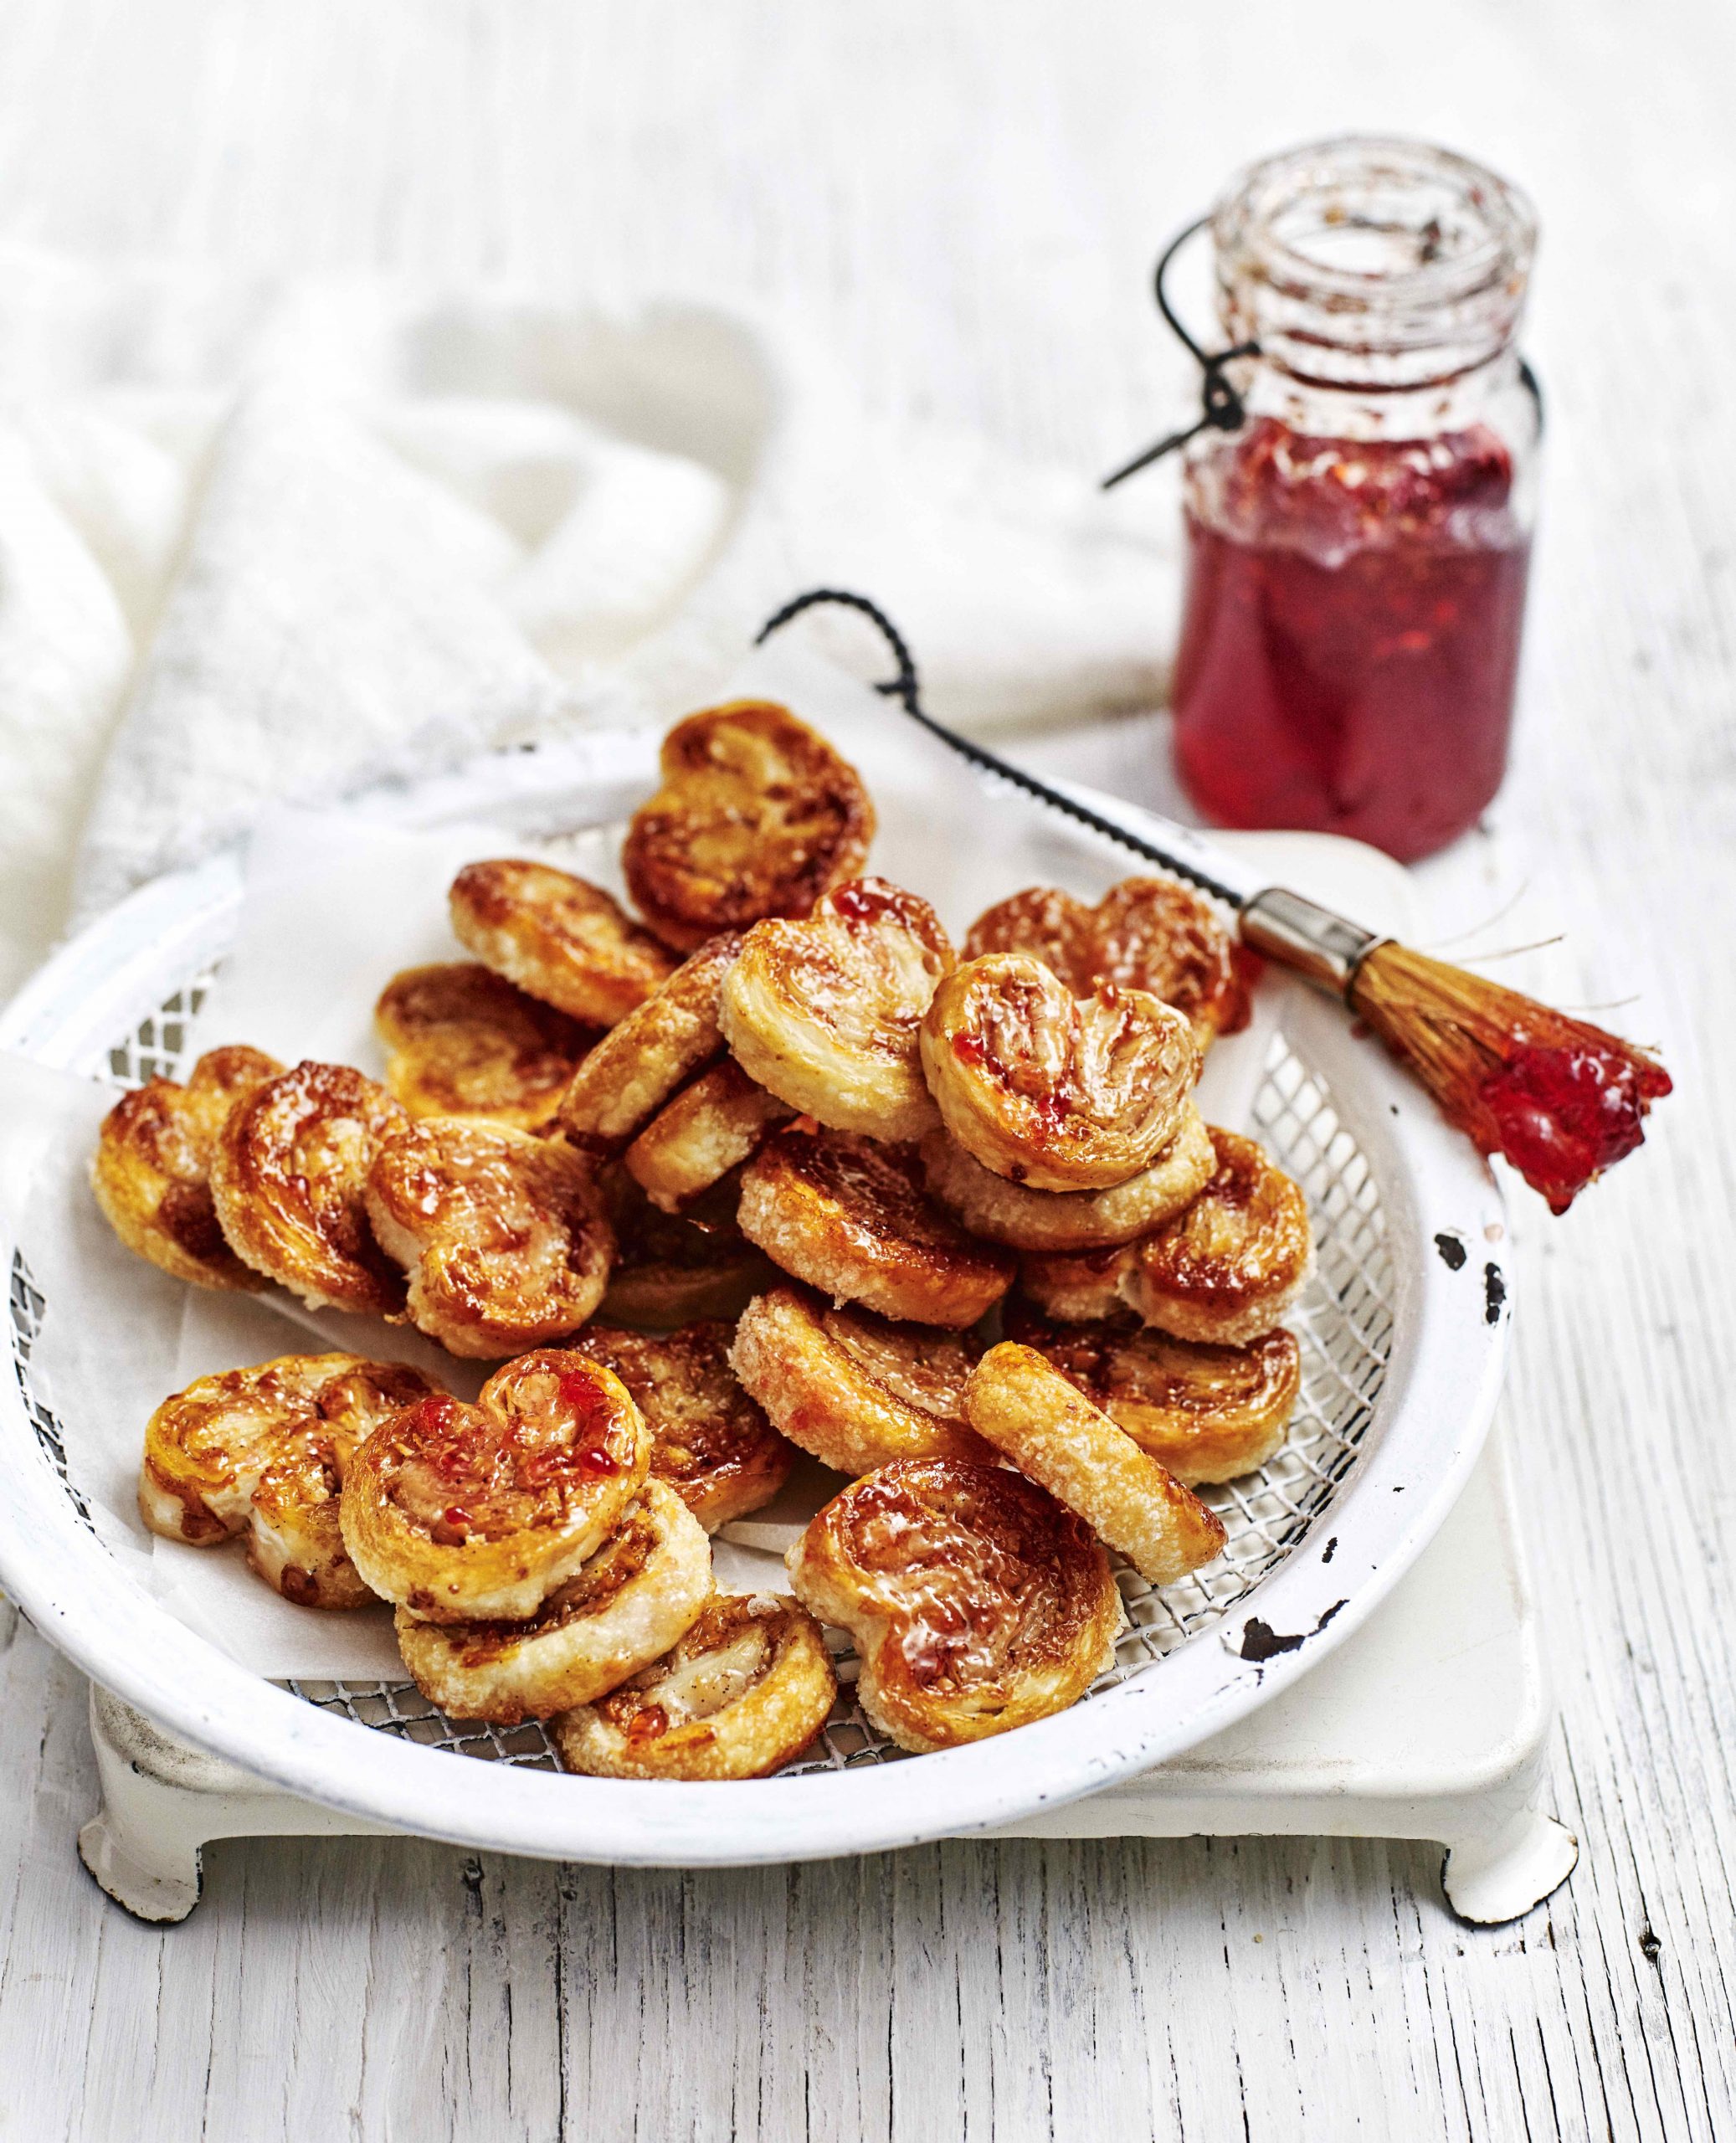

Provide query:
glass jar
left=1170, top=137, right=1540, bottom=861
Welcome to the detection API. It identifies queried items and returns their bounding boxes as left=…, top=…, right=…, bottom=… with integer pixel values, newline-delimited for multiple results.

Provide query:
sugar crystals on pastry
left=624, top=1059, right=795, bottom=1212
left=92, top=1044, right=285, bottom=1291
left=737, top=1128, right=1014, bottom=1329
left=718, top=876, right=953, bottom=1140
left=919, top=1109, right=1215, bottom=1251
left=1015, top=1238, right=1138, bottom=1323
left=554, top=1591, right=838, bottom=1780
left=374, top=961, right=597, bottom=1131
left=449, top=857, right=676, bottom=1025
left=786, top=1457, right=1123, bottom=1754
left=622, top=700, right=875, bottom=950
left=556, top=931, right=742, bottom=1155
left=919, top=953, right=1199, bottom=1190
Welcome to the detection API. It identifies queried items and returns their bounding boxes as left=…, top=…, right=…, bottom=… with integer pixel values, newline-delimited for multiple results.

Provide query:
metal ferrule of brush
left=1240, top=889, right=1389, bottom=998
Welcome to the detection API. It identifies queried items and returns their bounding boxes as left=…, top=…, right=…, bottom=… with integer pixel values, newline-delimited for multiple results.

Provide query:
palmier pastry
left=208, top=1061, right=408, bottom=1315
left=1002, top=1303, right=1301, bottom=1484
left=340, top=1351, right=650, bottom=1621
left=554, top=1591, right=837, bottom=1781
left=365, top=1117, right=612, bottom=1358
left=730, top=1285, right=994, bottom=1476
left=737, top=1129, right=1014, bottom=1328
left=919, top=953, right=1198, bottom=1190
left=139, top=1353, right=438, bottom=1607
left=718, top=877, right=953, bottom=1140
left=787, top=1457, right=1122, bottom=1754
left=92, top=1045, right=285, bottom=1290
left=964, top=1343, right=1226, bottom=1584
left=918, top=1109, right=1215, bottom=1251
left=964, top=877, right=1250, bottom=1049
left=374, top=962, right=596, bottom=1132
left=449, top=858, right=675, bottom=1026
left=597, top=1173, right=776, bottom=1328
left=393, top=1480, right=711, bottom=1723
left=556, top=933, right=742, bottom=1154
left=1015, top=1240, right=1136, bottom=1323
left=562, top=1320, right=798, bottom=1530
left=623, top=700, right=875, bottom=951
left=624, top=1060, right=795, bottom=1212
left=1119, top=1127, right=1313, bottom=1345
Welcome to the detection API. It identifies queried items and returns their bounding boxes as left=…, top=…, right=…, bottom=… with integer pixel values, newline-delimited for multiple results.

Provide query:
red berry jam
left=1478, top=1042, right=1673, bottom=1215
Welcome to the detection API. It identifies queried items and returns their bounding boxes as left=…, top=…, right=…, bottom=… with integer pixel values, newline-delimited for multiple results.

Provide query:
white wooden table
left=0, top=4, right=1730, bottom=2137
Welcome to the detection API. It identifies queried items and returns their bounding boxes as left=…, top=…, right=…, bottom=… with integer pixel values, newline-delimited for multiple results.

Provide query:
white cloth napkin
left=0, top=247, right=1178, bottom=1001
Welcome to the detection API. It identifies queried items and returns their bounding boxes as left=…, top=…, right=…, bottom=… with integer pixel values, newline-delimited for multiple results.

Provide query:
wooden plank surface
left=0, top=3, right=1731, bottom=2137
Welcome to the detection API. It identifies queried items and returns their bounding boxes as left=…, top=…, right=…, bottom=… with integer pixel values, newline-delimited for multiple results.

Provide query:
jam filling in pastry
left=208, top=1061, right=410, bottom=1315
left=919, top=953, right=1199, bottom=1191
left=92, top=1044, right=285, bottom=1291
left=623, top=700, right=875, bottom=951
left=554, top=1591, right=838, bottom=1781
left=449, top=857, right=676, bottom=1026
left=139, top=1353, right=438, bottom=1608
left=1002, top=1302, right=1301, bottom=1485
left=393, top=1480, right=712, bottom=1723
left=624, top=1059, right=796, bottom=1213
left=737, top=1128, right=1014, bottom=1329
left=718, top=876, right=953, bottom=1142
left=964, top=1343, right=1227, bottom=1585
left=562, top=1319, right=799, bottom=1531
left=365, top=1116, right=613, bottom=1359
left=729, top=1284, right=994, bottom=1477
left=374, top=962, right=597, bottom=1132
left=596, top=1171, right=776, bottom=1329
left=787, top=1457, right=1123, bottom=1754
left=340, top=1351, right=650, bottom=1622
left=557, top=932, right=742, bottom=1155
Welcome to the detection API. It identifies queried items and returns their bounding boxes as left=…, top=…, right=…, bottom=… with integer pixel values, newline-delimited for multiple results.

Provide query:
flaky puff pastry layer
left=622, top=701, right=875, bottom=952
left=449, top=858, right=675, bottom=1026
left=919, top=953, right=1199, bottom=1191
left=737, top=1129, right=1014, bottom=1329
left=596, top=1169, right=777, bottom=1329
left=140, top=1353, right=439, bottom=1608
left=208, top=1061, right=409, bottom=1315
left=394, top=1481, right=712, bottom=1723
left=964, top=1343, right=1226, bottom=1585
left=340, top=1352, right=650, bottom=1622
left=730, top=1285, right=994, bottom=1477
left=365, top=1116, right=612, bottom=1359
left=624, top=1059, right=795, bottom=1213
left=374, top=962, right=597, bottom=1131
left=557, top=933, right=742, bottom=1155
left=787, top=1457, right=1122, bottom=1755
left=554, top=1591, right=837, bottom=1780
left=719, top=877, right=953, bottom=1141
left=92, top=1045, right=285, bottom=1291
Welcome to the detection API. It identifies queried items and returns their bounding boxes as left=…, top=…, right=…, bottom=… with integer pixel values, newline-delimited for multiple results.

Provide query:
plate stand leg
left=1440, top=1806, right=1579, bottom=1925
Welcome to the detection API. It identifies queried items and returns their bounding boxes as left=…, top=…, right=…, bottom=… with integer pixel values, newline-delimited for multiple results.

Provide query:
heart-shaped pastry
left=719, top=876, right=954, bottom=1141
left=450, top=858, right=676, bottom=1025
left=365, top=1117, right=614, bottom=1359
left=557, top=932, right=742, bottom=1154
left=375, top=963, right=598, bottom=1131
left=919, top=953, right=1199, bottom=1191
left=964, top=876, right=1250, bottom=1048
left=92, top=1044, right=285, bottom=1291
left=786, top=1457, right=1123, bottom=1753
left=623, top=701, right=875, bottom=950
left=341, top=1350, right=650, bottom=1622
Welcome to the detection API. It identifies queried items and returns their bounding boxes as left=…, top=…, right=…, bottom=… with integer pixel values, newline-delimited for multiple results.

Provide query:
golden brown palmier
left=623, top=700, right=876, bottom=952
left=786, top=1457, right=1122, bottom=1754
left=341, top=1351, right=650, bottom=1621
left=554, top=1591, right=837, bottom=1780
left=374, top=962, right=596, bottom=1132
left=919, top=954, right=1198, bottom=1191
left=365, top=1117, right=613, bottom=1359
left=91, top=1045, right=285, bottom=1291
left=729, top=1285, right=994, bottom=1477
left=449, top=857, right=676, bottom=1026
left=1001, top=1303, right=1301, bottom=1485
left=718, top=877, right=953, bottom=1140
left=208, top=1061, right=409, bottom=1315
left=1120, top=1126, right=1313, bottom=1345
left=624, top=1060, right=796, bottom=1212
left=1016, top=1240, right=1137, bottom=1323
left=139, top=1353, right=438, bottom=1608
left=964, top=1343, right=1226, bottom=1585
left=556, top=933, right=742, bottom=1154
left=562, top=1320, right=798, bottom=1531
left=393, top=1481, right=712, bottom=1723
left=918, top=1108, right=1215, bottom=1251
left=737, top=1129, right=1014, bottom=1329
left=596, top=1171, right=777, bottom=1328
